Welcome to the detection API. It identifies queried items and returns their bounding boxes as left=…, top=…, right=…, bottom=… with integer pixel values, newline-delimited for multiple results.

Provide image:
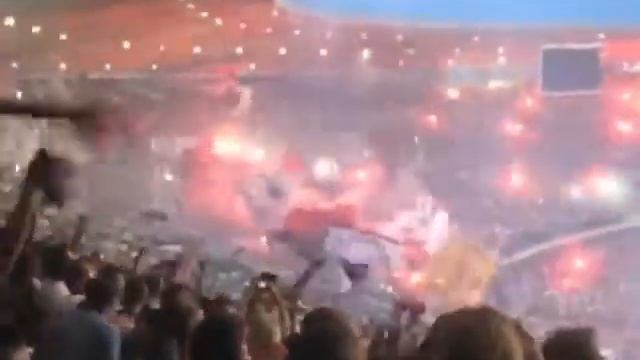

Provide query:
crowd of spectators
left=0, top=149, right=611, bottom=360
left=0, top=240, right=607, bottom=360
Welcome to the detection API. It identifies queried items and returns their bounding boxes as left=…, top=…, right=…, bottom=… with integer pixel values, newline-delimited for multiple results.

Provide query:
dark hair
left=84, top=278, right=118, bottom=313
left=138, top=309, right=180, bottom=360
left=144, top=274, right=163, bottom=298
left=301, top=307, right=352, bottom=334
left=202, top=294, right=236, bottom=317
left=258, top=272, right=278, bottom=284
left=288, top=326, right=359, bottom=360
left=40, top=244, right=69, bottom=281
left=543, top=327, right=601, bottom=360
left=0, top=324, right=25, bottom=358
left=288, top=308, right=359, bottom=360
left=64, top=260, right=90, bottom=295
left=97, top=263, right=125, bottom=299
left=161, top=283, right=185, bottom=308
left=122, top=276, right=148, bottom=314
left=8, top=249, right=35, bottom=287
left=190, top=313, right=244, bottom=360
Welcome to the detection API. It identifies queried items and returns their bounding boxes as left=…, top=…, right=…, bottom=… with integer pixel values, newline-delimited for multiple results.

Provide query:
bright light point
left=409, top=272, right=424, bottom=285
left=355, top=169, right=368, bottom=182
left=413, top=135, right=420, bottom=144
left=360, top=32, right=368, bottom=40
left=573, top=257, right=587, bottom=270
left=104, top=63, right=111, bottom=71
left=447, top=58, right=455, bottom=67
left=159, top=44, right=165, bottom=52
left=568, top=184, right=585, bottom=200
left=278, top=46, right=287, bottom=56
left=509, top=170, right=526, bottom=190
left=598, top=32, right=606, bottom=40
left=398, top=59, right=405, bottom=67
left=31, top=25, right=41, bottom=34
left=214, top=17, right=223, bottom=26
left=454, top=47, right=461, bottom=55
left=426, top=114, right=438, bottom=127
left=58, top=32, right=68, bottom=40
left=488, top=79, right=511, bottom=90
left=525, top=96, right=535, bottom=108
left=163, top=171, right=175, bottom=182
left=473, top=35, right=480, bottom=42
left=621, top=92, right=632, bottom=102
left=615, top=119, right=634, bottom=134
left=251, top=147, right=266, bottom=162
left=186, top=3, right=195, bottom=9
left=15, top=90, right=22, bottom=100
left=260, top=235, right=269, bottom=246
left=212, top=136, right=242, bottom=157
left=239, top=22, right=247, bottom=30
left=504, top=164, right=529, bottom=193
left=10, top=61, right=18, bottom=69
left=319, top=48, right=328, bottom=57
left=3, top=16, right=15, bottom=27
left=497, top=46, right=505, bottom=55
left=446, top=88, right=461, bottom=100
left=151, top=64, right=158, bottom=70
left=248, top=63, right=257, bottom=71
left=313, top=157, right=340, bottom=182
left=192, top=45, right=202, bottom=54
left=271, top=9, right=279, bottom=17
left=503, top=120, right=525, bottom=137
left=199, top=11, right=209, bottom=18
left=497, top=55, right=508, bottom=65
left=264, top=27, right=273, bottom=34
left=405, top=48, right=416, bottom=55
left=234, top=46, right=244, bottom=55
left=14, top=164, right=20, bottom=173
left=592, top=173, right=622, bottom=198
left=122, top=40, right=131, bottom=50
left=293, top=29, right=301, bottom=36
left=361, top=48, right=372, bottom=61
left=395, top=34, right=404, bottom=42
left=58, top=62, right=67, bottom=71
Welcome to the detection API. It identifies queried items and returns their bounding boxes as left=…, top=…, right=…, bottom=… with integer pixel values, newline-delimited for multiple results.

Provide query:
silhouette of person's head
left=190, top=312, right=244, bottom=360
left=122, top=276, right=148, bottom=315
left=288, top=307, right=361, bottom=360
left=41, top=244, right=69, bottom=281
left=420, top=307, right=525, bottom=360
left=83, top=278, right=119, bottom=314
left=543, top=327, right=601, bottom=360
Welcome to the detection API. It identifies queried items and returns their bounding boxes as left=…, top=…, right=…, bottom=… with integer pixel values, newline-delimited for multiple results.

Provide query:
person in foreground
left=32, top=278, right=121, bottom=360
left=418, top=306, right=534, bottom=360
left=189, top=312, right=245, bottom=360
left=542, top=327, right=602, bottom=360
left=287, top=307, right=364, bottom=360
left=0, top=324, right=31, bottom=360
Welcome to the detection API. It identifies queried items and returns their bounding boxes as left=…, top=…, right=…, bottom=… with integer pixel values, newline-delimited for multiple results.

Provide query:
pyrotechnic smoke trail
left=500, top=218, right=640, bottom=266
